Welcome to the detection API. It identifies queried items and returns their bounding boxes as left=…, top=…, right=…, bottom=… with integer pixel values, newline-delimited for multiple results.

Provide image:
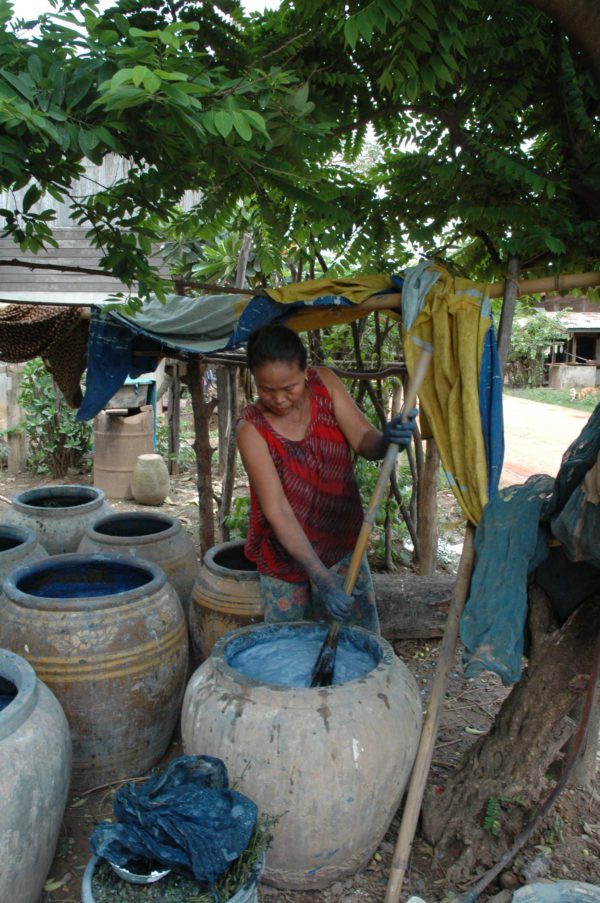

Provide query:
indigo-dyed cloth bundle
left=90, top=755, right=257, bottom=886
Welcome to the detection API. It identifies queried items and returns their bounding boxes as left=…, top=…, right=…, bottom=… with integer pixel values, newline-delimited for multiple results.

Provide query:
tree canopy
left=0, top=0, right=598, bottom=295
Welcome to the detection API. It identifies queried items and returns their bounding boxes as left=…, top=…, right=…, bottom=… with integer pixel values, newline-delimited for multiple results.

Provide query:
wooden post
left=216, top=367, right=229, bottom=479
left=496, top=255, right=520, bottom=376
left=219, top=366, right=239, bottom=543
left=417, top=438, right=440, bottom=576
left=186, top=359, right=216, bottom=560
left=166, top=365, right=181, bottom=476
left=6, top=364, right=26, bottom=474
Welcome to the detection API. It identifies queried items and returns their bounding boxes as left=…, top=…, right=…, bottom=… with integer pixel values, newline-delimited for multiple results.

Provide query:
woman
left=236, top=323, right=416, bottom=632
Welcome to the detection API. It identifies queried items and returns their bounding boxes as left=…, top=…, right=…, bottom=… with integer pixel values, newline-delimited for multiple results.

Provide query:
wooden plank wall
left=0, top=155, right=200, bottom=298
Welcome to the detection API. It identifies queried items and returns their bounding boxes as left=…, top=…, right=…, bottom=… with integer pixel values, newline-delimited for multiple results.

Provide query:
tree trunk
left=568, top=672, right=600, bottom=791
left=373, top=572, right=453, bottom=639
left=421, top=584, right=600, bottom=886
left=185, top=359, right=216, bottom=560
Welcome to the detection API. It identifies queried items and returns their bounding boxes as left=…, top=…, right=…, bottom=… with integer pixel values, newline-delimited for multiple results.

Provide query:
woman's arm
left=316, top=366, right=416, bottom=460
left=316, top=367, right=388, bottom=459
left=236, top=420, right=353, bottom=618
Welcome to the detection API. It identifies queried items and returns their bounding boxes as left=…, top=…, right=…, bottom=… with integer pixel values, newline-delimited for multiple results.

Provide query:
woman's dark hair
left=246, top=323, right=307, bottom=372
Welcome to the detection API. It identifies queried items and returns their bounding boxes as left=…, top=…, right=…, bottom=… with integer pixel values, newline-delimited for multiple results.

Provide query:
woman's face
left=253, top=360, right=307, bottom=416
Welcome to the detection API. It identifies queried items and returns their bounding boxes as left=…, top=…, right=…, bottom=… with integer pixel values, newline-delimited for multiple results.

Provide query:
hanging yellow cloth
left=404, top=266, right=492, bottom=525
left=265, top=275, right=393, bottom=306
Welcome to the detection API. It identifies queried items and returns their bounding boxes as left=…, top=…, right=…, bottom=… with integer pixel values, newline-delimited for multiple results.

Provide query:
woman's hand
left=314, top=571, right=354, bottom=621
left=382, top=408, right=418, bottom=449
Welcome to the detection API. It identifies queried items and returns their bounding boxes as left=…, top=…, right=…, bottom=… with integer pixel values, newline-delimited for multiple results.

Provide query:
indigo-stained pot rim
left=203, top=540, right=258, bottom=582
left=3, top=553, right=167, bottom=612
left=11, top=484, right=106, bottom=516
left=209, top=620, right=393, bottom=694
left=0, top=648, right=38, bottom=741
left=84, top=511, right=180, bottom=545
left=0, top=523, right=38, bottom=557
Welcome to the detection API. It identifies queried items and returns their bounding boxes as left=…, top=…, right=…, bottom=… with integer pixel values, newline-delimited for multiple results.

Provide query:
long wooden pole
left=384, top=523, right=476, bottom=902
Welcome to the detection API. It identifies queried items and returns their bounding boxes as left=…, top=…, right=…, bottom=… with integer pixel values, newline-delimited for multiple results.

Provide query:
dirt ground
left=1, top=465, right=598, bottom=903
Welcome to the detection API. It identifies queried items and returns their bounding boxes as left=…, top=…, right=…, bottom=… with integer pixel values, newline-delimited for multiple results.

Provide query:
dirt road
left=501, top=394, right=591, bottom=486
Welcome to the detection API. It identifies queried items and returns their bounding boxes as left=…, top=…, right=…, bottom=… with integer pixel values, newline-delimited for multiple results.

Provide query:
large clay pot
left=0, top=554, right=188, bottom=791
left=181, top=622, right=422, bottom=889
left=189, top=541, right=263, bottom=659
left=131, top=453, right=170, bottom=506
left=78, top=512, right=198, bottom=616
left=7, top=485, right=112, bottom=554
left=0, top=648, right=71, bottom=903
left=0, top=524, right=48, bottom=587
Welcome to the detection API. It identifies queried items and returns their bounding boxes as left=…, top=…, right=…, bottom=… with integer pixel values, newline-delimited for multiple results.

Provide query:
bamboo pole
left=384, top=523, right=476, bottom=903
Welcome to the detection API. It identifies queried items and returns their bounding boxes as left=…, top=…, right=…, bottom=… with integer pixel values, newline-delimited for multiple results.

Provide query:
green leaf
left=22, top=184, right=42, bottom=213
left=142, top=71, right=162, bottom=94
left=242, top=109, right=268, bottom=135
left=27, top=55, right=42, bottom=83
left=344, top=17, right=359, bottom=49
left=0, top=69, right=34, bottom=102
left=232, top=110, right=252, bottom=141
left=111, top=68, right=134, bottom=89
left=131, top=65, right=147, bottom=88
left=214, top=111, right=233, bottom=138
left=158, top=30, right=180, bottom=49
left=544, top=235, right=566, bottom=254
left=291, top=82, right=309, bottom=110
left=78, top=129, right=101, bottom=155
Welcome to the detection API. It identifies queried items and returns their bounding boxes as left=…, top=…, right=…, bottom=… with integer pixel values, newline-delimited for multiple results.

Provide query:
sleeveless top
left=240, top=368, right=364, bottom=582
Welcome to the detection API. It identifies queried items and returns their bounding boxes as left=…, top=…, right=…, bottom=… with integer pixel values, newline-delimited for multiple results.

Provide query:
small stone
left=521, top=855, right=551, bottom=882
left=487, top=891, right=512, bottom=903
left=330, top=882, right=345, bottom=897
left=499, top=871, right=521, bottom=890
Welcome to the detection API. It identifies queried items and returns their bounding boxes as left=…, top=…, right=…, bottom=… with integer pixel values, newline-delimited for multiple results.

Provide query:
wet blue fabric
left=460, top=476, right=554, bottom=685
left=478, top=322, right=504, bottom=499
left=90, top=755, right=258, bottom=888
left=461, top=403, right=600, bottom=685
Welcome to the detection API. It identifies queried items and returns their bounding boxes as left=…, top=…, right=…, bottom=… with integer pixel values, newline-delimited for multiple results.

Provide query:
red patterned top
left=240, top=368, right=364, bottom=582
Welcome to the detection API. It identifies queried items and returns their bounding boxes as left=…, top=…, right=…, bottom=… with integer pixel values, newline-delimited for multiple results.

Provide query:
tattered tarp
left=461, top=402, right=600, bottom=685
left=77, top=263, right=503, bottom=523
left=90, top=755, right=257, bottom=888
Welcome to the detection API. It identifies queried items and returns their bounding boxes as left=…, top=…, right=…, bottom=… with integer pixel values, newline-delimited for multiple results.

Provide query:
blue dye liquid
left=0, top=694, right=16, bottom=712
left=228, top=635, right=378, bottom=687
left=18, top=561, right=150, bottom=599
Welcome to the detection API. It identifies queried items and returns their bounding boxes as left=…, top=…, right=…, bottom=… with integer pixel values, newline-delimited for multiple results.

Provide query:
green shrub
left=18, top=358, right=93, bottom=477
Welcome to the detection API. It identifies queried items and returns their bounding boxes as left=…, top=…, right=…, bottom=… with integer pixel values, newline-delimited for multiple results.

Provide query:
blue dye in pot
left=17, top=560, right=151, bottom=599
left=0, top=677, right=17, bottom=712
left=226, top=626, right=381, bottom=688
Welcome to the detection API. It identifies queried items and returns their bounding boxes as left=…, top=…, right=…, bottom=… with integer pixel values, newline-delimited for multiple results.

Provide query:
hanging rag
left=403, top=264, right=504, bottom=524
left=0, top=304, right=88, bottom=407
left=90, top=755, right=258, bottom=887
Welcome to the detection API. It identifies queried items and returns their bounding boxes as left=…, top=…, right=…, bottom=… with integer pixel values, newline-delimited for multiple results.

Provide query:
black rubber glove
left=382, top=407, right=418, bottom=449
left=317, top=572, right=354, bottom=621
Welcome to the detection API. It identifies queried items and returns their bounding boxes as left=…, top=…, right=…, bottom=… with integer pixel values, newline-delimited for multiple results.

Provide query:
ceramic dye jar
left=7, top=485, right=112, bottom=554
left=189, top=540, right=263, bottom=659
left=0, top=648, right=71, bottom=903
left=0, top=554, right=188, bottom=790
left=181, top=622, right=422, bottom=889
left=79, top=512, right=197, bottom=617
left=0, top=524, right=47, bottom=587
